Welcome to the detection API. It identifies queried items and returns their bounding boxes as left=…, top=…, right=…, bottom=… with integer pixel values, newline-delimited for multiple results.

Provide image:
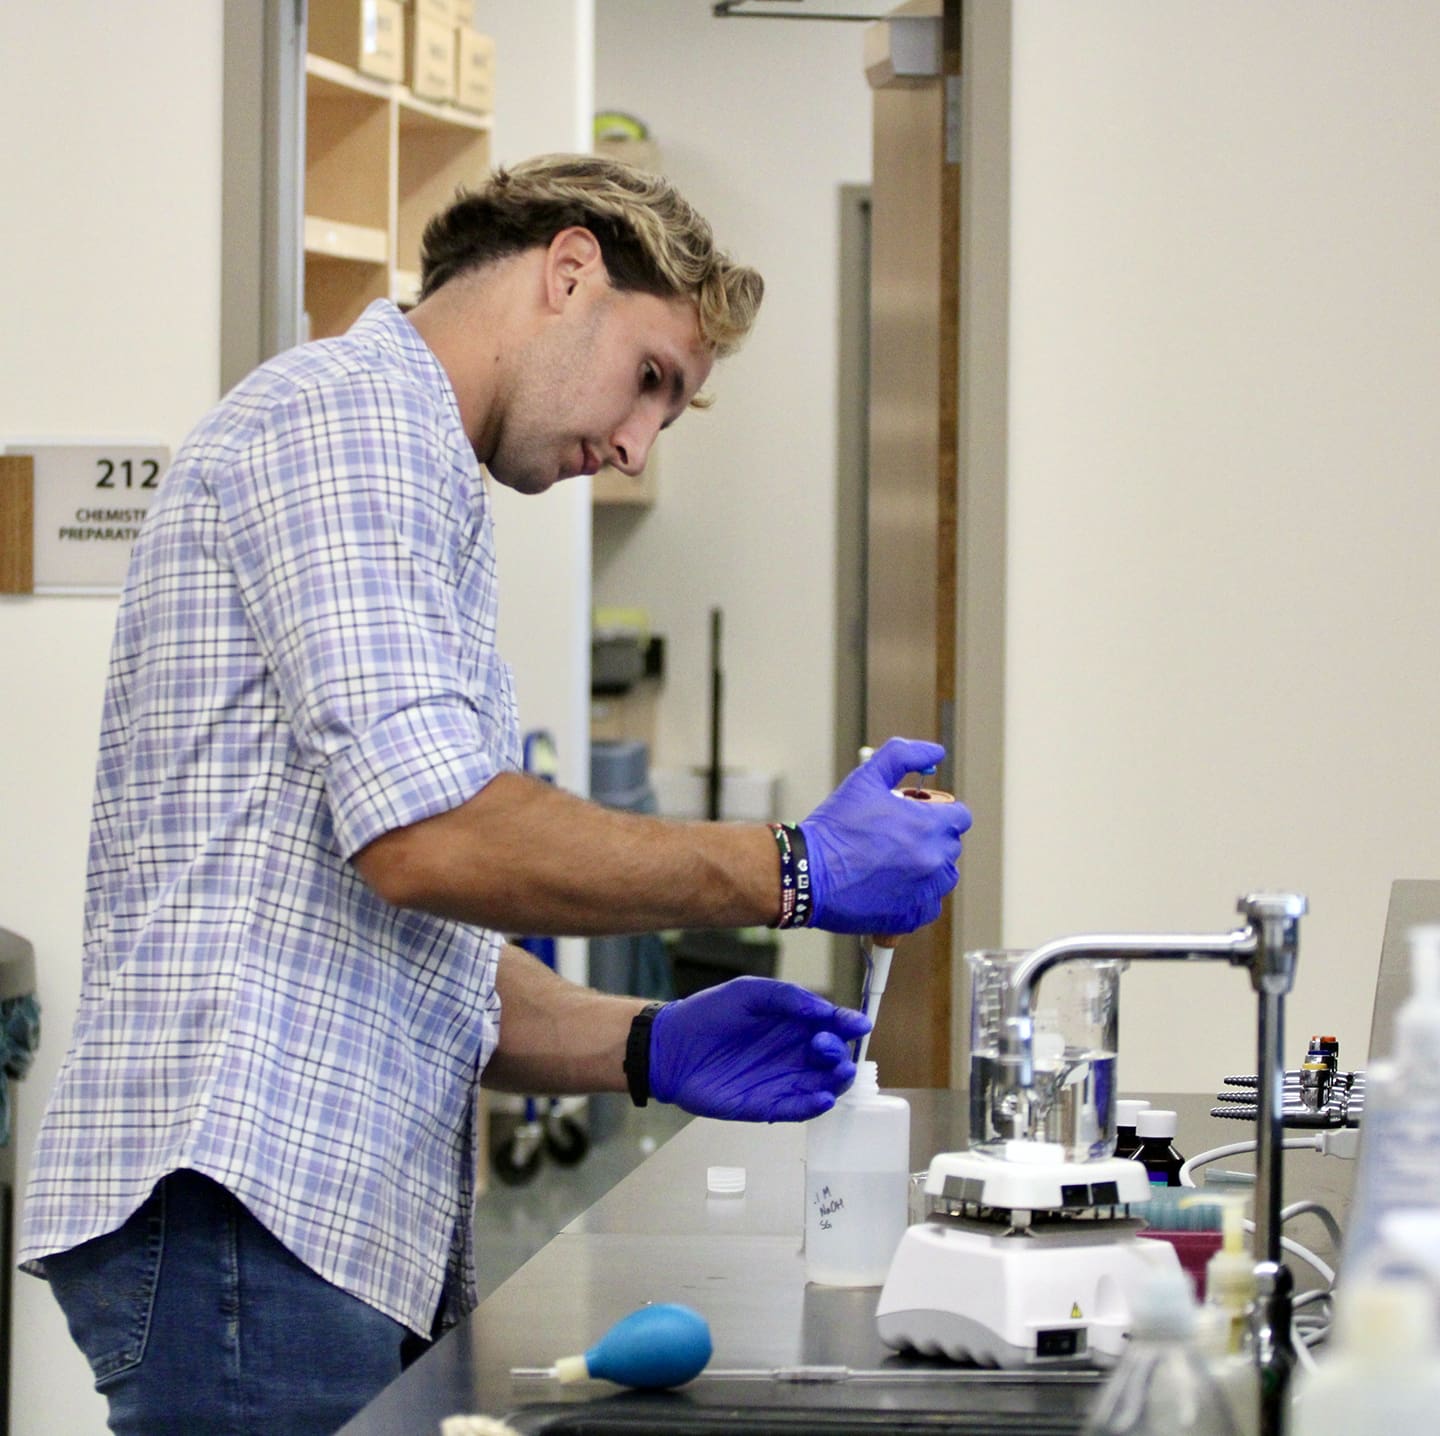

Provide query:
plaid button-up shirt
left=22, top=300, right=521, bottom=1334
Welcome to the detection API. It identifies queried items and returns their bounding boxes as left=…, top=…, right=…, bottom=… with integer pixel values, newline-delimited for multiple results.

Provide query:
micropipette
left=856, top=786, right=958, bottom=1066
left=856, top=937, right=895, bottom=1067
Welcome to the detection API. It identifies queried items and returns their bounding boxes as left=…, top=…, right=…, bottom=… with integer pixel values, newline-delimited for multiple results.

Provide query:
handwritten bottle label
left=804, top=1169, right=907, bottom=1286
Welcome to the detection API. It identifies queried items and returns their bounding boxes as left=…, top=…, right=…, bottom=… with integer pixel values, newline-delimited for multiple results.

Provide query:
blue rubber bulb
left=581, top=1303, right=713, bottom=1389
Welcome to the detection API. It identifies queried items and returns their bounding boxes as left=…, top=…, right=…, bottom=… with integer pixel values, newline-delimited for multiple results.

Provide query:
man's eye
left=642, top=363, right=662, bottom=391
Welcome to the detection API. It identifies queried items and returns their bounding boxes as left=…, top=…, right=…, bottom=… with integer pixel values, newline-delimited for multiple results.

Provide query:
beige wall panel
left=1003, top=1, right=1440, bottom=1091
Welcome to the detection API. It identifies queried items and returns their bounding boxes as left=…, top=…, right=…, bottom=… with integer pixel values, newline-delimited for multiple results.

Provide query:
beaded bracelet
left=767, top=822, right=813, bottom=930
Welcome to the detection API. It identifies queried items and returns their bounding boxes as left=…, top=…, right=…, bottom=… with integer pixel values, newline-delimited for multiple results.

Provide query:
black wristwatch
left=623, top=1002, right=665, bottom=1107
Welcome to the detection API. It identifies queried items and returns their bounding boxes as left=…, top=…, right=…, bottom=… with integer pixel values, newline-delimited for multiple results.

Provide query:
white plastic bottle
left=1081, top=1267, right=1238, bottom=1436
left=803, top=1060, right=910, bottom=1286
left=1344, top=924, right=1440, bottom=1280
left=1291, top=1277, right=1440, bottom=1430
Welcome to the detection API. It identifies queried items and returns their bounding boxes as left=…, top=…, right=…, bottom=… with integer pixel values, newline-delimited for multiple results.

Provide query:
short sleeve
left=211, top=374, right=504, bottom=852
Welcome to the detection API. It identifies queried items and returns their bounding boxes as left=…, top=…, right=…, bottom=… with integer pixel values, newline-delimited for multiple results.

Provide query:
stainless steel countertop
left=338, top=1091, right=1354, bottom=1435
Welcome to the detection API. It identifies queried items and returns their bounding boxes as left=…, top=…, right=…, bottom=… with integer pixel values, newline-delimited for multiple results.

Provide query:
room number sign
left=0, top=441, right=170, bottom=594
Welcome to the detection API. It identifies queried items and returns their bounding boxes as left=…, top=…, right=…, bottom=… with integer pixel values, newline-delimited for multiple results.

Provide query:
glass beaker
left=967, top=949, right=1122, bottom=1162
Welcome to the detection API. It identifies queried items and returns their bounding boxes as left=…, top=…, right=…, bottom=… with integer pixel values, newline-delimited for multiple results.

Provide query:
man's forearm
left=481, top=943, right=647, bottom=1095
left=353, top=771, right=780, bottom=936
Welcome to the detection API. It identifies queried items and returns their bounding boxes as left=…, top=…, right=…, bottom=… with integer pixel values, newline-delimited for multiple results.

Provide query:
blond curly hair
left=419, top=154, right=764, bottom=361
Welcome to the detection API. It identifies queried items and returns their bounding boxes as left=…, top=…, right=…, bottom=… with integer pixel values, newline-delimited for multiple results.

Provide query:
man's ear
left=544, top=226, right=606, bottom=310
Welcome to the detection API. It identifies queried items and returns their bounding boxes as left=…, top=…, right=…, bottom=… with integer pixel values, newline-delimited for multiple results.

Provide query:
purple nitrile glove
left=799, top=737, right=972, bottom=936
left=649, top=976, right=871, bottom=1123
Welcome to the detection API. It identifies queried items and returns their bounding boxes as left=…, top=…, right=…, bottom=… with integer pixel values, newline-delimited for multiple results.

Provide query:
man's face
left=486, top=282, right=715, bottom=495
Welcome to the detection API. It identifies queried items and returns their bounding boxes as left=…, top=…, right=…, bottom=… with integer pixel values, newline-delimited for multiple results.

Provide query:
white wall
left=0, top=4, right=594, bottom=1429
left=0, top=8, right=223, bottom=1429
left=592, top=0, right=874, bottom=990
left=1002, top=1, right=1440, bottom=1090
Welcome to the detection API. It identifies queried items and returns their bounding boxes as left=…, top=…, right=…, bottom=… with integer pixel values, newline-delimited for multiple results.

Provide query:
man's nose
left=609, top=410, right=662, bottom=477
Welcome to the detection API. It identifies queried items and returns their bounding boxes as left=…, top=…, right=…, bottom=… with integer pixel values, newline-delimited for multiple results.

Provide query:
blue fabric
left=22, top=300, right=521, bottom=1335
left=45, top=1169, right=426, bottom=1436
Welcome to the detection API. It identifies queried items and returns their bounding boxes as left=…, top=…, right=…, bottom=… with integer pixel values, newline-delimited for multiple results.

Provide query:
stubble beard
left=488, top=294, right=609, bottom=494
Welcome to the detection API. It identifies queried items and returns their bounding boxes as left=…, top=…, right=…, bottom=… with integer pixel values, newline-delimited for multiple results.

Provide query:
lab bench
left=338, top=1091, right=1353, bottom=1436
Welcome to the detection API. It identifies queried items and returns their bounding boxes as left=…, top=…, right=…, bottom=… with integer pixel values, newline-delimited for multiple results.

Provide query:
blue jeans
left=44, top=1169, right=430, bottom=1435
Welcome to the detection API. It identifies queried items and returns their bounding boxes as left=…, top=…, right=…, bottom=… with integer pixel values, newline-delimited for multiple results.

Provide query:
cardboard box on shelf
left=405, top=10, right=456, bottom=102
left=309, top=0, right=404, bottom=82
left=412, top=0, right=451, bottom=23
left=455, top=30, right=495, bottom=115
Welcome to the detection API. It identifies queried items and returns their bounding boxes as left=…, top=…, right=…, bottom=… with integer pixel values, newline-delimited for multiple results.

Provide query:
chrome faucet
left=997, top=892, right=1307, bottom=1436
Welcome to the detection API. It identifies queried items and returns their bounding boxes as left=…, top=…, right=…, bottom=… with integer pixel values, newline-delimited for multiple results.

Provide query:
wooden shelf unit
left=303, top=52, right=492, bottom=340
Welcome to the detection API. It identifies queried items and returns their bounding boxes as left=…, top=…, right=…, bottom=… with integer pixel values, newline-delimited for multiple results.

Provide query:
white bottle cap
left=706, top=1165, right=746, bottom=1196
left=1135, top=1108, right=1178, bottom=1139
left=1116, top=1099, right=1151, bottom=1127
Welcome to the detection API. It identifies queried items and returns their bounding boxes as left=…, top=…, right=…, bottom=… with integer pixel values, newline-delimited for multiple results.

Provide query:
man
left=20, top=155, right=970, bottom=1434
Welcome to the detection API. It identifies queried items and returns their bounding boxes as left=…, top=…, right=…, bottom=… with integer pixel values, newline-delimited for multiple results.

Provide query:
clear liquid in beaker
left=966, top=949, right=1122, bottom=1162
left=968, top=1046, right=1118, bottom=1160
